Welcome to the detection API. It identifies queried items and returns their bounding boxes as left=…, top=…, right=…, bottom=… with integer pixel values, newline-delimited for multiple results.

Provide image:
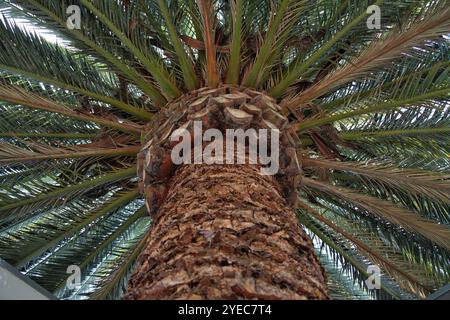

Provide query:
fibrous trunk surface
left=126, top=86, right=329, bottom=299
left=125, top=163, right=328, bottom=299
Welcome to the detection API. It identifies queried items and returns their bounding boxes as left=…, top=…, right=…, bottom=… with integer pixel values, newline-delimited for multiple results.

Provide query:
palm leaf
left=0, top=0, right=448, bottom=300
left=302, top=178, right=450, bottom=250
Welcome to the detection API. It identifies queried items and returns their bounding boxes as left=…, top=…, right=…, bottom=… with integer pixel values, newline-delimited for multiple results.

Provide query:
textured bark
left=125, top=162, right=328, bottom=299
left=126, top=86, right=328, bottom=299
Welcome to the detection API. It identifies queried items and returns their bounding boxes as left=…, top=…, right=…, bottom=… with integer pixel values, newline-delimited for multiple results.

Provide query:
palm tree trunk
left=125, top=162, right=328, bottom=299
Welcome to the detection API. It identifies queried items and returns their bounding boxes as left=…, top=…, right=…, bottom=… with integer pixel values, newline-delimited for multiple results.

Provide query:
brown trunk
left=125, top=86, right=328, bottom=299
left=125, top=162, right=328, bottom=299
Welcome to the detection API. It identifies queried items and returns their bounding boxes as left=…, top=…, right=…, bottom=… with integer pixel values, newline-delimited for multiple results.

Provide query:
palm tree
left=0, top=0, right=448, bottom=300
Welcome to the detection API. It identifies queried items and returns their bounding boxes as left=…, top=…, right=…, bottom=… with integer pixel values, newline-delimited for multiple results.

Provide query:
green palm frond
left=80, top=0, right=181, bottom=99
left=224, top=0, right=243, bottom=84
left=299, top=201, right=447, bottom=297
left=5, top=0, right=167, bottom=106
left=0, top=142, right=139, bottom=164
left=271, top=0, right=384, bottom=98
left=242, top=0, right=308, bottom=88
left=0, top=0, right=449, bottom=300
left=296, top=90, right=450, bottom=131
left=0, top=103, right=100, bottom=141
left=302, top=192, right=450, bottom=279
left=303, top=158, right=450, bottom=222
left=0, top=17, right=154, bottom=120
left=0, top=166, right=136, bottom=228
left=0, top=84, right=143, bottom=134
left=302, top=178, right=450, bottom=250
left=21, top=193, right=145, bottom=296
left=285, top=5, right=450, bottom=107
left=300, top=212, right=409, bottom=300
left=320, top=59, right=450, bottom=113
left=62, top=214, right=150, bottom=300
left=0, top=189, right=139, bottom=268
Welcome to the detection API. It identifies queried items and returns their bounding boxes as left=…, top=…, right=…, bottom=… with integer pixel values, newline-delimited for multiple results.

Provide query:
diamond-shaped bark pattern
left=127, top=86, right=328, bottom=299
left=137, top=86, right=303, bottom=215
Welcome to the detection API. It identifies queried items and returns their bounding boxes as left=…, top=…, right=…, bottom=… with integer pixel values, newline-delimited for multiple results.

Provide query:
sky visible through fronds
left=0, top=0, right=448, bottom=300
